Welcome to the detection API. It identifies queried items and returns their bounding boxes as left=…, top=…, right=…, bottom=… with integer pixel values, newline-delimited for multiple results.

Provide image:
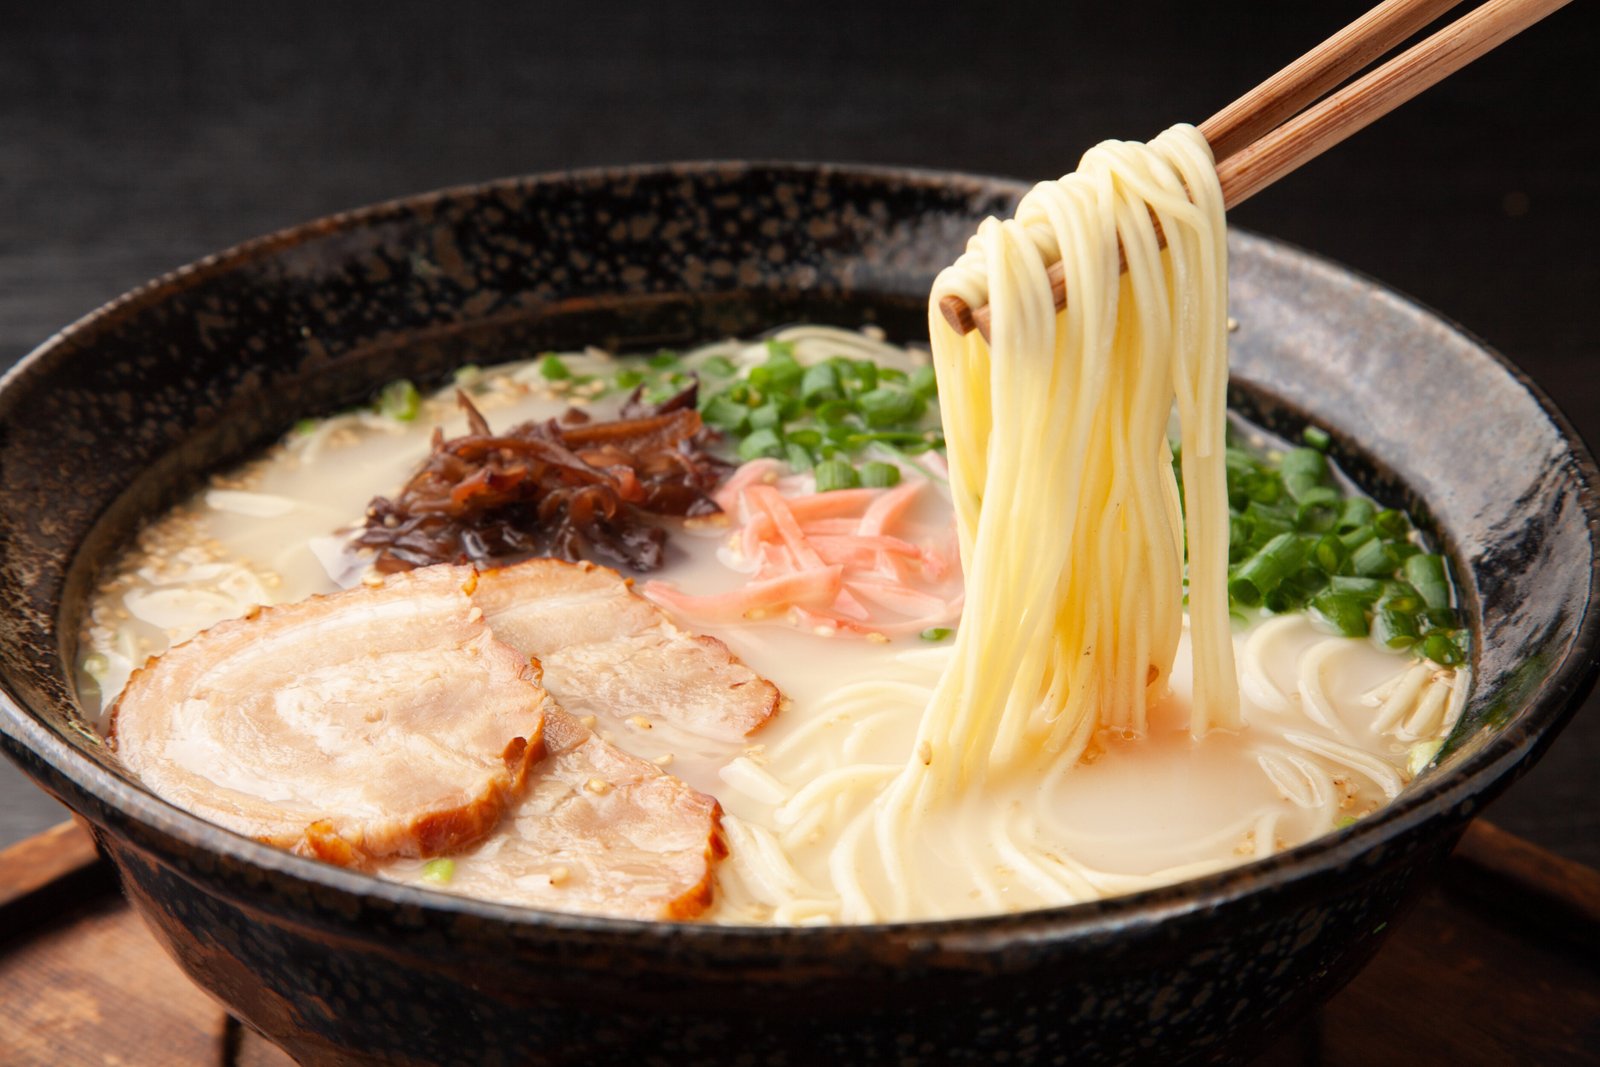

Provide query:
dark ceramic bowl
left=1, top=163, right=1596, bottom=1066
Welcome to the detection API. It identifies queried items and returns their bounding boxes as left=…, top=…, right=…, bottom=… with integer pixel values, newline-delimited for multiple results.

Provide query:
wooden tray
left=2, top=819, right=1597, bottom=1065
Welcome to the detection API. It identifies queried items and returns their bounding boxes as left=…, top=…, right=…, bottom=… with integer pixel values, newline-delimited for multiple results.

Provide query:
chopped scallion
left=1403, top=553, right=1451, bottom=611
left=1308, top=590, right=1370, bottom=637
left=857, top=386, right=922, bottom=428
left=1280, top=447, right=1329, bottom=502
left=1351, top=539, right=1399, bottom=577
left=1422, top=632, right=1465, bottom=666
left=748, top=403, right=784, bottom=431
left=1229, top=533, right=1309, bottom=607
left=814, top=459, right=858, bottom=492
left=1372, top=603, right=1420, bottom=650
left=1374, top=508, right=1411, bottom=540
left=737, top=428, right=784, bottom=462
left=377, top=379, right=421, bottom=421
left=801, top=361, right=842, bottom=404
left=859, top=461, right=901, bottom=488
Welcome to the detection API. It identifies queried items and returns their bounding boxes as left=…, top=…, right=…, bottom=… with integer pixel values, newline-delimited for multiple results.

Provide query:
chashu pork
left=472, top=559, right=780, bottom=744
left=385, top=707, right=724, bottom=920
left=109, top=566, right=547, bottom=867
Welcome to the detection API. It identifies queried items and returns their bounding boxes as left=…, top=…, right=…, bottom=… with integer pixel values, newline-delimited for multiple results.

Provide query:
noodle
left=923, top=124, right=1238, bottom=782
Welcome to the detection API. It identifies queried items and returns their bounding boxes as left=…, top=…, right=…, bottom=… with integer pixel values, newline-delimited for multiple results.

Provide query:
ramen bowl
left=1, top=163, right=1595, bottom=1066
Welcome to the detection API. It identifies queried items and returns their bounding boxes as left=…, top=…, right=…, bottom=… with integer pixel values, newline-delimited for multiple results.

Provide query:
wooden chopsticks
left=939, top=0, right=1574, bottom=340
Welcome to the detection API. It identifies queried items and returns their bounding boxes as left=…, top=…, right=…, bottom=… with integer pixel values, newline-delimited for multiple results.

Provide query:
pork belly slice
left=109, top=565, right=548, bottom=867
left=387, top=708, right=724, bottom=920
left=472, top=558, right=780, bottom=743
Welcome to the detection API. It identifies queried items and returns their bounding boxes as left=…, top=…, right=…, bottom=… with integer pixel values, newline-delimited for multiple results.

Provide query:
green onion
left=843, top=431, right=929, bottom=449
left=648, top=349, right=680, bottom=369
left=1403, top=553, right=1451, bottom=611
left=750, top=350, right=802, bottom=391
left=801, top=361, right=842, bottom=403
left=538, top=354, right=571, bottom=380
left=453, top=364, right=482, bottom=385
left=613, top=368, right=645, bottom=390
left=1244, top=502, right=1294, bottom=544
left=1280, top=447, right=1329, bottom=502
left=857, top=387, right=922, bottom=428
left=1337, top=497, right=1376, bottom=532
left=1351, top=539, right=1399, bottom=577
left=920, top=627, right=953, bottom=642
left=1308, top=590, right=1370, bottom=637
left=1311, top=533, right=1349, bottom=574
left=1422, top=632, right=1465, bottom=666
left=737, top=428, right=784, bottom=462
left=844, top=359, right=879, bottom=393
left=293, top=417, right=318, bottom=436
left=700, top=355, right=738, bottom=377
left=1423, top=606, right=1461, bottom=630
left=1296, top=488, right=1341, bottom=532
left=765, top=339, right=797, bottom=359
left=816, top=399, right=855, bottom=426
left=378, top=379, right=421, bottom=421
left=1390, top=541, right=1421, bottom=563
left=1339, top=525, right=1377, bottom=551
left=748, top=403, right=784, bottom=432
left=1329, top=575, right=1385, bottom=603
left=1374, top=508, right=1410, bottom=540
left=701, top=394, right=751, bottom=432
left=422, top=858, right=455, bottom=884
left=814, top=459, right=858, bottom=492
left=859, top=461, right=901, bottom=488
left=1229, top=533, right=1310, bottom=607
left=1228, top=516, right=1255, bottom=561
left=1215, top=430, right=1466, bottom=657
left=910, top=365, right=938, bottom=398
left=1243, top=471, right=1283, bottom=505
left=1372, top=603, right=1420, bottom=650
left=1374, top=583, right=1414, bottom=611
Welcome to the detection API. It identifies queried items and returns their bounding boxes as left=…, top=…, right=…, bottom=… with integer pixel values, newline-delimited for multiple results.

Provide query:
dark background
left=2, top=0, right=1596, bottom=864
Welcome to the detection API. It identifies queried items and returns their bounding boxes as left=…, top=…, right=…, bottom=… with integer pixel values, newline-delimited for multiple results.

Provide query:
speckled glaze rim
left=3, top=161, right=1598, bottom=952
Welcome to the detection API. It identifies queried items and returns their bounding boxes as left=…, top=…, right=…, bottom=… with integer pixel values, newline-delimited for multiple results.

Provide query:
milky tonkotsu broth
left=80, top=326, right=1466, bottom=924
